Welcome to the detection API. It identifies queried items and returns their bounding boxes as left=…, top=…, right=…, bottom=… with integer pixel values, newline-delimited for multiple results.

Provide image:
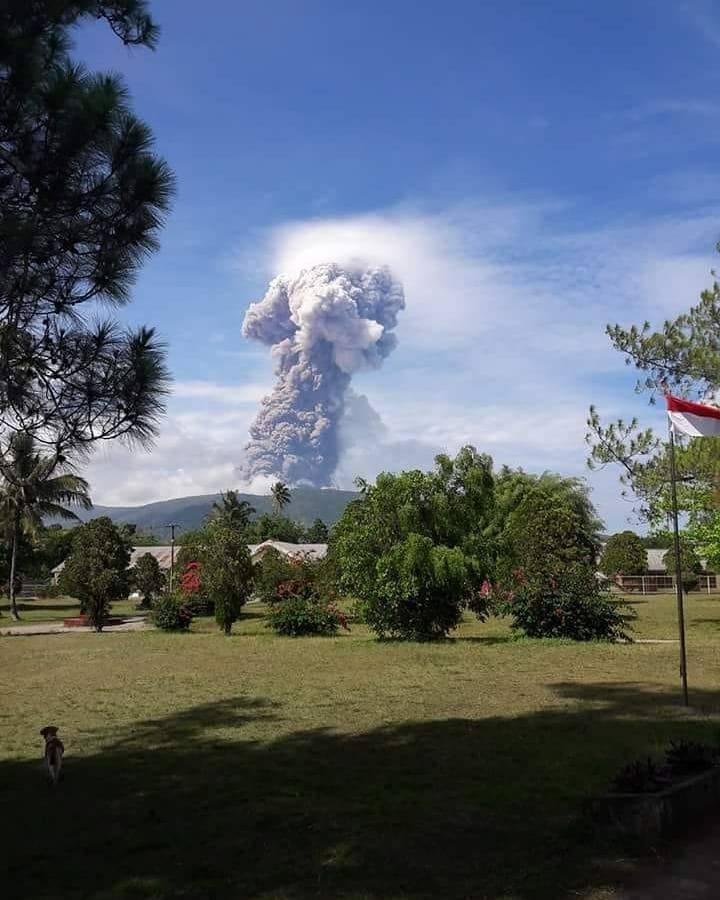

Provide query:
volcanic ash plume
left=238, top=263, right=405, bottom=485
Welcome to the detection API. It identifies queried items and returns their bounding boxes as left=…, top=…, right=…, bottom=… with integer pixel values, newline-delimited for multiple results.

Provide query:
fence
left=17, top=580, right=51, bottom=598
left=614, top=574, right=720, bottom=595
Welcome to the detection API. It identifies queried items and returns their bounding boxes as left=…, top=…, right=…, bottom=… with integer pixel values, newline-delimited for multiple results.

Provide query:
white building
left=52, top=540, right=328, bottom=581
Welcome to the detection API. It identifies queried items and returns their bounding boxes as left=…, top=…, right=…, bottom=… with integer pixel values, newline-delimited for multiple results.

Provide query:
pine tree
left=587, top=278, right=720, bottom=522
left=0, top=2, right=173, bottom=460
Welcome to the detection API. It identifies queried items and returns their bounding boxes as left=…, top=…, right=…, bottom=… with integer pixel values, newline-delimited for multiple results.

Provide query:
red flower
left=180, top=561, right=201, bottom=594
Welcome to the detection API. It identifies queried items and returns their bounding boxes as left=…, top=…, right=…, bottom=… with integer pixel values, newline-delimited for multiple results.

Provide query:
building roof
left=52, top=541, right=328, bottom=575
left=646, top=548, right=668, bottom=572
left=248, top=540, right=328, bottom=561
left=597, top=546, right=711, bottom=575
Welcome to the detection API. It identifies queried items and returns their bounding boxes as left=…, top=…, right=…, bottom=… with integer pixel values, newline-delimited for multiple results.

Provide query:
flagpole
left=668, top=420, right=689, bottom=706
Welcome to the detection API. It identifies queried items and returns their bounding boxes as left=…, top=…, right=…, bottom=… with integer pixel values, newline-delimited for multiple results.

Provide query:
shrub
left=151, top=593, right=193, bottom=631
left=665, top=739, right=718, bottom=775
left=184, top=593, right=215, bottom=617
left=361, top=534, right=472, bottom=640
left=35, top=583, right=62, bottom=599
left=504, top=565, right=629, bottom=641
left=266, top=588, right=348, bottom=637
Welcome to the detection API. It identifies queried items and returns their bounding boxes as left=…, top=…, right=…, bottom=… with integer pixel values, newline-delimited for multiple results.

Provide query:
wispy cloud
left=625, top=99, right=720, bottom=120
left=681, top=0, right=720, bottom=48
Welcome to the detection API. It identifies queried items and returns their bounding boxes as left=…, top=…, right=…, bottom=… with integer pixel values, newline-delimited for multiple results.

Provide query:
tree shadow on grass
left=690, top=618, right=720, bottom=629
left=2, top=686, right=720, bottom=900
left=0, top=601, right=78, bottom=614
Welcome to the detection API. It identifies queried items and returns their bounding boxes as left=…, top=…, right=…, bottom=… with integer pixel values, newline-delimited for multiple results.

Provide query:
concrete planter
left=63, top=615, right=128, bottom=628
left=585, top=767, right=720, bottom=839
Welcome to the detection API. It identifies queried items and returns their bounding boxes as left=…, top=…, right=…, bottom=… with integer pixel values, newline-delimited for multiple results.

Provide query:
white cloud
left=82, top=382, right=267, bottom=506
left=173, top=380, right=268, bottom=405
left=84, top=198, right=718, bottom=532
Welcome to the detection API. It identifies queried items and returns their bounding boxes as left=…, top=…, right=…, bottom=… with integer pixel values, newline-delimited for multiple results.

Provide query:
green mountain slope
left=70, top=487, right=358, bottom=536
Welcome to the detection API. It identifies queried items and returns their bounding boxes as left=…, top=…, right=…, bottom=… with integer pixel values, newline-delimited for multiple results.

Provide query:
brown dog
left=40, top=726, right=64, bottom=786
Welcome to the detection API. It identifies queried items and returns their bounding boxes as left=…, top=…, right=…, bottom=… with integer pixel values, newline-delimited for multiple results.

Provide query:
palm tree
left=207, top=490, right=255, bottom=530
left=0, top=434, right=92, bottom=620
left=270, top=481, right=291, bottom=516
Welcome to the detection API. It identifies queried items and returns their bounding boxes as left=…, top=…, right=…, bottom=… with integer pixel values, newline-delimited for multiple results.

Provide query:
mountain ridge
left=69, top=487, right=358, bottom=536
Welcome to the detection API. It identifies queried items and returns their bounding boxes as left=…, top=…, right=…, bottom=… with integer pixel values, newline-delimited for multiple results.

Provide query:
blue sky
left=74, top=0, right=720, bottom=529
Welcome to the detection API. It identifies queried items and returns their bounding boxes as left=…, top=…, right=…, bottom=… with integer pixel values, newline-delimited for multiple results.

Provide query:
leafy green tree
left=686, top=515, right=720, bottom=571
left=199, top=524, right=254, bottom=635
left=131, top=552, right=165, bottom=608
left=244, top=513, right=305, bottom=544
left=492, top=469, right=601, bottom=582
left=599, top=531, right=648, bottom=578
left=304, top=518, right=329, bottom=542
left=332, top=447, right=496, bottom=639
left=58, top=516, right=131, bottom=630
left=0, top=433, right=90, bottom=618
left=639, top=530, right=674, bottom=549
left=206, top=490, right=255, bottom=530
left=501, top=490, right=597, bottom=580
left=0, top=1, right=172, bottom=462
left=494, top=475, right=600, bottom=581
left=366, top=534, right=473, bottom=640
left=32, top=525, right=75, bottom=577
left=270, top=482, right=291, bottom=515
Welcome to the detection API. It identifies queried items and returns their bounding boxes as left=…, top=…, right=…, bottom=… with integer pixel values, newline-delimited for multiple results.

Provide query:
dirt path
left=0, top=617, right=150, bottom=636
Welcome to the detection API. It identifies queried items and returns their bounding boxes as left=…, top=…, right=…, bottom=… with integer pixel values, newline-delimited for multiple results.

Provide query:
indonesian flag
left=666, top=394, right=720, bottom=437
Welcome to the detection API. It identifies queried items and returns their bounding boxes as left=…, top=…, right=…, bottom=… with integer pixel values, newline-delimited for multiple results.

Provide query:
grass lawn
left=2, top=593, right=720, bottom=899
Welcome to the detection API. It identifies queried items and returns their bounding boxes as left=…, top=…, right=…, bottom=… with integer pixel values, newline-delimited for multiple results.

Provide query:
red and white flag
left=666, top=394, right=720, bottom=438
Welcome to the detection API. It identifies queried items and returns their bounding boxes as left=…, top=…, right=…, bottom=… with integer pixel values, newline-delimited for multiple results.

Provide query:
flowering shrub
left=151, top=593, right=193, bottom=631
left=266, top=576, right=349, bottom=637
left=266, top=594, right=348, bottom=636
left=612, top=739, right=718, bottom=794
left=178, top=562, right=214, bottom=616
left=613, top=758, right=671, bottom=794
left=502, top=565, right=629, bottom=641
